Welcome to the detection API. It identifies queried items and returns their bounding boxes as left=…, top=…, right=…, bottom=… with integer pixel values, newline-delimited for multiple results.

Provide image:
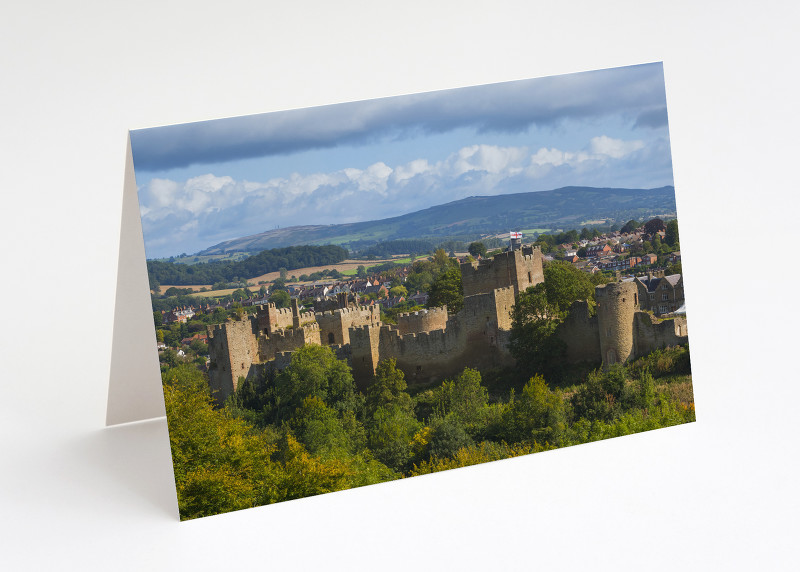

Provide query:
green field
left=158, top=252, right=252, bottom=265
left=519, top=228, right=552, bottom=234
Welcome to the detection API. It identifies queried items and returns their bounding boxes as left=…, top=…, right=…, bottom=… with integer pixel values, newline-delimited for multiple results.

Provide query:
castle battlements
left=395, top=305, right=449, bottom=335
left=206, top=241, right=687, bottom=402
left=314, top=304, right=378, bottom=320
left=460, top=245, right=544, bottom=297
left=396, top=306, right=447, bottom=319
left=263, top=321, right=321, bottom=338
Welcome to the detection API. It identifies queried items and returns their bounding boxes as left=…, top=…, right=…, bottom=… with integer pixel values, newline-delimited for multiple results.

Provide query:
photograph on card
left=131, top=62, right=693, bottom=520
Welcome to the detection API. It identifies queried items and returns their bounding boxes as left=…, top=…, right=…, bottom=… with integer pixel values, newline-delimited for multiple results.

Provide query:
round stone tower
left=595, top=281, right=638, bottom=368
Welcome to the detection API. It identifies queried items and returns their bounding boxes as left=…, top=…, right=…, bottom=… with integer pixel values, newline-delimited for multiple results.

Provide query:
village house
left=164, top=307, right=196, bottom=323
left=641, top=253, right=658, bottom=265
left=586, top=244, right=612, bottom=258
left=633, top=271, right=685, bottom=315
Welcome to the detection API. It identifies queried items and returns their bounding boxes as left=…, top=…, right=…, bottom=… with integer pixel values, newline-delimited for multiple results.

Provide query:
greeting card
left=111, top=62, right=693, bottom=520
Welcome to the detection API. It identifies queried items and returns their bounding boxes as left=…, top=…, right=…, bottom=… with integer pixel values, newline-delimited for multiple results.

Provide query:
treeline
left=357, top=236, right=504, bottom=259
left=148, top=244, right=349, bottom=286
left=164, top=344, right=694, bottom=520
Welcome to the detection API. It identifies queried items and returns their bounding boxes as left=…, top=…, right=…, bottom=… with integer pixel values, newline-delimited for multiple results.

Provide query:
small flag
left=510, top=231, right=522, bottom=239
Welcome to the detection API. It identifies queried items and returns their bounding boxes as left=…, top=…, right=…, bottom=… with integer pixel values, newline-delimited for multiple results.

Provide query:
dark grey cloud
left=131, top=62, right=667, bottom=172
left=634, top=107, right=669, bottom=129
left=139, top=133, right=673, bottom=258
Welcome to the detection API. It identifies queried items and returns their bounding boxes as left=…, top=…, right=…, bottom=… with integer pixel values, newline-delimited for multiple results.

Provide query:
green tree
left=189, top=338, right=208, bottom=356
left=366, top=359, right=415, bottom=418
left=357, top=265, right=367, bottom=279
left=288, top=396, right=356, bottom=458
left=389, top=285, right=408, bottom=298
left=501, top=374, right=566, bottom=446
left=468, top=241, right=487, bottom=258
left=665, top=219, right=680, bottom=248
left=367, top=404, right=421, bottom=472
left=432, top=368, right=489, bottom=435
left=542, top=261, right=596, bottom=316
left=162, top=365, right=276, bottom=519
left=269, top=289, right=290, bottom=309
left=644, top=218, right=666, bottom=235
left=427, top=416, right=473, bottom=461
left=273, top=344, right=362, bottom=421
left=279, top=267, right=288, bottom=280
left=621, top=219, right=639, bottom=233
left=153, top=311, right=163, bottom=328
left=652, top=233, right=662, bottom=252
left=363, top=359, right=420, bottom=471
left=571, top=364, right=628, bottom=422
left=427, top=265, right=464, bottom=313
left=231, top=302, right=246, bottom=319
left=509, top=283, right=566, bottom=381
left=432, top=248, right=451, bottom=273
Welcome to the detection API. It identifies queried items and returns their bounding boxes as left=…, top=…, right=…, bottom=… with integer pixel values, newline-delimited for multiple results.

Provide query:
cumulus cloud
left=131, top=63, right=668, bottom=171
left=140, top=136, right=672, bottom=258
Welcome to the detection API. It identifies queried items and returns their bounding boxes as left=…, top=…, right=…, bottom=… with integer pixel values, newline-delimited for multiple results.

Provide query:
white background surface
left=2, top=1, right=798, bottom=570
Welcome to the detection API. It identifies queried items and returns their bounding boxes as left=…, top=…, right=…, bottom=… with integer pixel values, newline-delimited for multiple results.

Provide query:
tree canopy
left=643, top=218, right=666, bottom=235
left=665, top=219, right=680, bottom=248
left=468, top=241, right=487, bottom=258
left=427, top=264, right=464, bottom=314
left=148, top=244, right=349, bottom=287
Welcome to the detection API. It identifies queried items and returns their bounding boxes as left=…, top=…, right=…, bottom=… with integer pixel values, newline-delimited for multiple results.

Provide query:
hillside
left=197, top=185, right=676, bottom=255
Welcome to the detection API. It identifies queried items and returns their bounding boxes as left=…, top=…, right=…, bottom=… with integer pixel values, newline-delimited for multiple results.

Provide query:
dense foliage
left=163, top=340, right=693, bottom=519
left=159, top=235, right=691, bottom=520
left=148, top=245, right=349, bottom=286
left=509, top=261, right=605, bottom=382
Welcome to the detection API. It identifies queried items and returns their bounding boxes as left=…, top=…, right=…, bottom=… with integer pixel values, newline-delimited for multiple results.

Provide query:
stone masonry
left=207, top=245, right=688, bottom=403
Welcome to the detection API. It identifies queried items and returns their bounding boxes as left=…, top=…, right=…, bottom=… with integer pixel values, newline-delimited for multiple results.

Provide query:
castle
left=207, top=245, right=688, bottom=404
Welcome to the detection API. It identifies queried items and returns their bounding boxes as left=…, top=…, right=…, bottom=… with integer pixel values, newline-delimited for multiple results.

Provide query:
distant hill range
left=197, top=185, right=676, bottom=255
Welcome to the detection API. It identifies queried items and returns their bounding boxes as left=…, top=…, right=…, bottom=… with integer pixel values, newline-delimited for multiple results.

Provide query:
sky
left=131, top=62, right=674, bottom=259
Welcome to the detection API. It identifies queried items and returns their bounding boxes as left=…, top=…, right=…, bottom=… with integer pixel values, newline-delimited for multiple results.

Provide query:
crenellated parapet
left=257, top=322, right=320, bottom=361
left=396, top=305, right=449, bottom=335
left=206, top=316, right=259, bottom=405
left=460, top=246, right=543, bottom=297
left=315, top=304, right=381, bottom=346
left=255, top=303, right=316, bottom=335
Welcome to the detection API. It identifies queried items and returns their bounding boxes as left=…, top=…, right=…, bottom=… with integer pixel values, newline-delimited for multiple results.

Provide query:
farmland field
left=156, top=256, right=413, bottom=295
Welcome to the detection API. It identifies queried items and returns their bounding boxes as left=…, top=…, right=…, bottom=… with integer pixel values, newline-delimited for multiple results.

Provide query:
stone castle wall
left=557, top=300, right=601, bottom=364
left=315, top=304, right=381, bottom=346
left=257, top=322, right=321, bottom=360
left=349, top=324, right=382, bottom=389
left=633, top=313, right=689, bottom=357
left=206, top=244, right=689, bottom=402
left=349, top=287, right=517, bottom=387
left=596, top=281, right=638, bottom=366
left=207, top=316, right=259, bottom=404
left=256, top=303, right=314, bottom=335
left=460, top=246, right=544, bottom=297
left=396, top=306, right=449, bottom=335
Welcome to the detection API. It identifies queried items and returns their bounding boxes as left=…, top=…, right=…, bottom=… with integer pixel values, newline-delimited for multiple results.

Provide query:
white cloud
left=140, top=136, right=669, bottom=257
left=447, top=144, right=529, bottom=176
left=588, top=135, right=645, bottom=158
